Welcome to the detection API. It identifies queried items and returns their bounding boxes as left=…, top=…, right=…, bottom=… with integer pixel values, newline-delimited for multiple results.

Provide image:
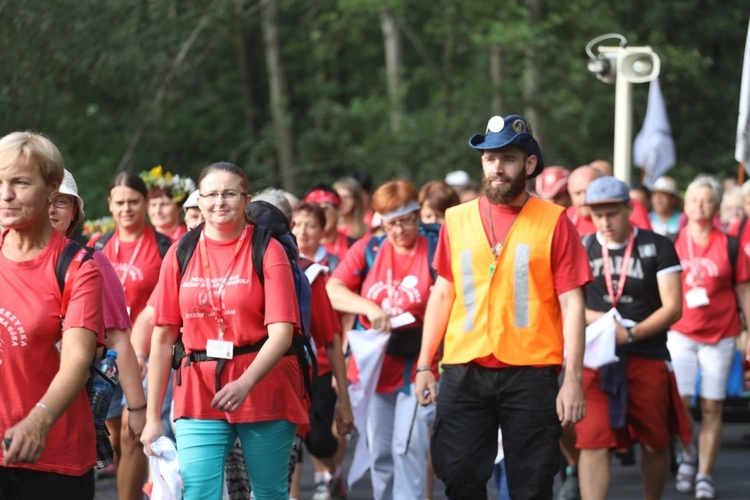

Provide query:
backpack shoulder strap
left=176, top=222, right=203, bottom=279
left=360, top=235, right=385, bottom=283
left=727, top=234, right=740, bottom=285
left=252, top=225, right=272, bottom=286
left=93, top=231, right=114, bottom=252
left=419, top=222, right=441, bottom=282
left=155, top=230, right=173, bottom=259
left=56, top=241, right=94, bottom=316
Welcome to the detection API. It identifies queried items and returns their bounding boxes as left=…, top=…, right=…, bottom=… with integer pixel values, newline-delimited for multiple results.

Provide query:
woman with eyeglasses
left=326, top=179, right=439, bottom=500
left=87, top=171, right=171, bottom=500
left=141, top=162, right=307, bottom=499
left=48, top=170, right=147, bottom=447
left=0, top=132, right=104, bottom=499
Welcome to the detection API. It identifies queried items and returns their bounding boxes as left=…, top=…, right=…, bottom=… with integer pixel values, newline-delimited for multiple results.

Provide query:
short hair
left=109, top=171, right=149, bottom=199
left=685, top=174, right=722, bottom=206
left=292, top=201, right=326, bottom=229
left=372, top=179, right=418, bottom=215
left=741, top=179, right=750, bottom=199
left=418, top=181, right=460, bottom=217
left=254, top=187, right=292, bottom=221
left=0, top=131, right=64, bottom=187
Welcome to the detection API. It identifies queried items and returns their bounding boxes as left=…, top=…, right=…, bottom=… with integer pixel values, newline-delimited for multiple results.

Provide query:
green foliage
left=0, top=0, right=747, bottom=222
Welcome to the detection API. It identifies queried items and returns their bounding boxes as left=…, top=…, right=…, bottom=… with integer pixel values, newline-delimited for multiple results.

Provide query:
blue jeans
left=175, top=418, right=296, bottom=500
left=493, top=460, right=510, bottom=500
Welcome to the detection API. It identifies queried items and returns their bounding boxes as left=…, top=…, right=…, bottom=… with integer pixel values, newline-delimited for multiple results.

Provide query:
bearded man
left=415, top=115, right=592, bottom=500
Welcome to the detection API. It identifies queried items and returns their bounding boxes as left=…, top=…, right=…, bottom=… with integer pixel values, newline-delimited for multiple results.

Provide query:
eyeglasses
left=382, top=215, right=418, bottom=231
left=199, top=190, right=247, bottom=203
left=52, top=196, right=74, bottom=209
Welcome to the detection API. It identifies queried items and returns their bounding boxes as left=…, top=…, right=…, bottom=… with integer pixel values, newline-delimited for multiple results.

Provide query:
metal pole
left=613, top=47, right=633, bottom=184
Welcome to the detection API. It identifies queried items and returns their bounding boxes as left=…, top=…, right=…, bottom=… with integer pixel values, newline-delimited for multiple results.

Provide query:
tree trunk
left=380, top=6, right=403, bottom=132
left=523, top=0, right=542, bottom=145
left=261, top=0, right=296, bottom=193
left=490, top=44, right=504, bottom=115
left=234, top=0, right=257, bottom=135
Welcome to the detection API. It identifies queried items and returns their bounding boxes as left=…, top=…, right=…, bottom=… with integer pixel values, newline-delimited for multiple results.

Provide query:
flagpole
left=740, top=163, right=746, bottom=184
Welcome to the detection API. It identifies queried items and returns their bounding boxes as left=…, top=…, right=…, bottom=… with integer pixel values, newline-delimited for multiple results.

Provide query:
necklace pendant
left=491, top=243, right=502, bottom=259
left=488, top=262, right=496, bottom=277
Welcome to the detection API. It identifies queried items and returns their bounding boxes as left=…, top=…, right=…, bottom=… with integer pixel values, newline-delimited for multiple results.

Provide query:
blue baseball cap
left=585, top=176, right=631, bottom=206
left=468, top=115, right=545, bottom=178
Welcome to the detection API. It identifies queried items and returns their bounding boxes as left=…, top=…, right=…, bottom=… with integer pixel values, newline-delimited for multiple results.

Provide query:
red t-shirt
left=0, top=230, right=104, bottom=475
left=670, top=228, right=750, bottom=343
left=434, top=196, right=592, bottom=368
left=566, top=199, right=653, bottom=236
left=333, top=236, right=438, bottom=393
left=89, top=225, right=165, bottom=324
left=323, top=232, right=352, bottom=262
left=308, top=272, right=340, bottom=376
left=92, top=251, right=132, bottom=333
left=153, top=225, right=306, bottom=425
left=163, top=224, right=187, bottom=243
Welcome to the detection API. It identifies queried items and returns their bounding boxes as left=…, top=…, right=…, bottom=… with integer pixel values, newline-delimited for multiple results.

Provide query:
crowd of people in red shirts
left=2, top=123, right=750, bottom=500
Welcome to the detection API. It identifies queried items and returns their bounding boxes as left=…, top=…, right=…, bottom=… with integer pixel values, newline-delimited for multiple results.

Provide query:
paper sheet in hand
left=390, top=312, right=416, bottom=329
left=346, top=328, right=391, bottom=489
left=584, top=309, right=621, bottom=369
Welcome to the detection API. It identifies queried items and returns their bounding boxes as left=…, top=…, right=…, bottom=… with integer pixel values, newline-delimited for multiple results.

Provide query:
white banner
left=633, top=78, right=676, bottom=188
left=736, top=17, right=750, bottom=171
left=346, top=328, right=391, bottom=489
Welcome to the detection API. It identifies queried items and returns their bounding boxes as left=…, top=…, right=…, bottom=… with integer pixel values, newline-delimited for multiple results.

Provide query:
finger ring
left=227, top=401, right=233, bottom=406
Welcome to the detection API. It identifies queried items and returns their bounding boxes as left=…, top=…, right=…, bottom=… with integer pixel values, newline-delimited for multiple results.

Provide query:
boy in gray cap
left=575, top=176, right=688, bottom=500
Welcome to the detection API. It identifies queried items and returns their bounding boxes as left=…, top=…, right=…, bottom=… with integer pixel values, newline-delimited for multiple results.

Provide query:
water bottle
left=89, top=350, right=119, bottom=427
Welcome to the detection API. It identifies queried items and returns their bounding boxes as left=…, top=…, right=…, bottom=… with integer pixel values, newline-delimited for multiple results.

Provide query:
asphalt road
left=95, top=423, right=750, bottom=499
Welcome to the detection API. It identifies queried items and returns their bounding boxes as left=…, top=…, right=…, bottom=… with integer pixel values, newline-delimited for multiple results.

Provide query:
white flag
left=736, top=17, right=750, bottom=171
left=633, top=78, right=676, bottom=188
left=346, top=328, right=391, bottom=489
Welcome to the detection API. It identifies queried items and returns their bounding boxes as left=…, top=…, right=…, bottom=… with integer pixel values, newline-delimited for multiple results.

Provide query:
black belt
left=178, top=338, right=294, bottom=392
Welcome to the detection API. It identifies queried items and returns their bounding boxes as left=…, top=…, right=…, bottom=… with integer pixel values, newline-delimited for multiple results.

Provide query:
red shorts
left=575, top=356, right=673, bottom=451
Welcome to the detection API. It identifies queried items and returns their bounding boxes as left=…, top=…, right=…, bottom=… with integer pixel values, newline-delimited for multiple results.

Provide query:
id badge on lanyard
left=685, top=232, right=710, bottom=309
left=601, top=231, right=635, bottom=310
left=199, top=225, right=248, bottom=359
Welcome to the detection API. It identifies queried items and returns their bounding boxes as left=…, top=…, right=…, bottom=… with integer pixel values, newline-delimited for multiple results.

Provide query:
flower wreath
left=82, top=216, right=116, bottom=238
left=139, top=165, right=196, bottom=204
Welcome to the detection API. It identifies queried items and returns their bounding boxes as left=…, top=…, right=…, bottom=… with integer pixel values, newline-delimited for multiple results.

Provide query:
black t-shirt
left=583, top=229, right=681, bottom=360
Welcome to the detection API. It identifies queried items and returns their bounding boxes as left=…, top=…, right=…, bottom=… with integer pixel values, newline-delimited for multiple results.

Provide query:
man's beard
left=483, top=171, right=527, bottom=205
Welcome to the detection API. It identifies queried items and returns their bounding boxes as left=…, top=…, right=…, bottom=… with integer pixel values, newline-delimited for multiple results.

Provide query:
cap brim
left=584, top=198, right=630, bottom=206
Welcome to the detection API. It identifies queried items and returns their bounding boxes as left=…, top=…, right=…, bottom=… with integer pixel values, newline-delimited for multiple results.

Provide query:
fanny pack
left=385, top=327, right=422, bottom=357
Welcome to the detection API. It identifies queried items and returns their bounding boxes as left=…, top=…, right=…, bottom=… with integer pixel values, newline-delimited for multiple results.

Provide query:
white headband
left=378, top=201, right=420, bottom=221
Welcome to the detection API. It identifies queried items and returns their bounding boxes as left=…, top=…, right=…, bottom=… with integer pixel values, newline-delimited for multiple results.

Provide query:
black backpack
left=93, top=229, right=172, bottom=259
left=55, top=240, right=115, bottom=469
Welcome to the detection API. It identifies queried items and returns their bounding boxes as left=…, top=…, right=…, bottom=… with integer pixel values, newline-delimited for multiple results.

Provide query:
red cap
left=535, top=166, right=570, bottom=199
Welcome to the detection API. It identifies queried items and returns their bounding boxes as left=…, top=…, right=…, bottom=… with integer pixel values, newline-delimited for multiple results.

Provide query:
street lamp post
left=586, top=35, right=661, bottom=184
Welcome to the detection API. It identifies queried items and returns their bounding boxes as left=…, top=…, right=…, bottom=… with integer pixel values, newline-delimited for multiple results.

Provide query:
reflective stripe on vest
left=443, top=197, right=565, bottom=365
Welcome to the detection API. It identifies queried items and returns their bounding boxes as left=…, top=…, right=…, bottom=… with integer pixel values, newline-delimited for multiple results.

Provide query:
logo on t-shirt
left=681, top=257, right=718, bottom=288
left=0, top=307, right=27, bottom=365
left=113, top=262, right=144, bottom=283
left=366, top=275, right=423, bottom=317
